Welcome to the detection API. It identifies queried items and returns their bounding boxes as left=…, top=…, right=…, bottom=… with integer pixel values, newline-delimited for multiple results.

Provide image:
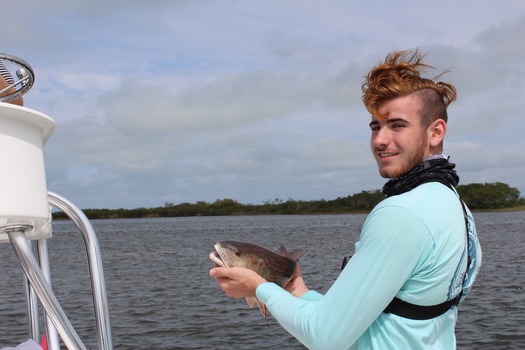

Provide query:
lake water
left=0, top=211, right=523, bottom=349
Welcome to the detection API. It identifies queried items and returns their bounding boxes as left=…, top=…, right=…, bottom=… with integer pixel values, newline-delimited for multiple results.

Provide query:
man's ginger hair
left=362, top=49, right=457, bottom=128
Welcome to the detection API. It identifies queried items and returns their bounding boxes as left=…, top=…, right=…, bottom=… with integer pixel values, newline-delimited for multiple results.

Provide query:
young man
left=210, top=50, right=481, bottom=349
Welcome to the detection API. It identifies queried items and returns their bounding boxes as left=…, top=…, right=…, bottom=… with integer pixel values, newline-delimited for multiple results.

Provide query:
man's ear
left=429, top=119, right=447, bottom=148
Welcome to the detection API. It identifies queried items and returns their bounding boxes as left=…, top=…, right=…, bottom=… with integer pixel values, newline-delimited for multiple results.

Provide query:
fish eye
left=234, top=249, right=241, bottom=257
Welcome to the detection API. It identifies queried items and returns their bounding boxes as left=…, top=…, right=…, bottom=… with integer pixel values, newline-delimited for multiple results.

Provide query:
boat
left=0, top=53, right=113, bottom=350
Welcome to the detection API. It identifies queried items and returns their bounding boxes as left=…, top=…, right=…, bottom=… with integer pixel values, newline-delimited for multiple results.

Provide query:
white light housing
left=0, top=102, right=55, bottom=242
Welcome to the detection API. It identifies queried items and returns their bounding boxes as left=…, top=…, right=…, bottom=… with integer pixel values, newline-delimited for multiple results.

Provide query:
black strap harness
left=383, top=292, right=462, bottom=320
left=342, top=173, right=471, bottom=320
left=383, top=179, right=470, bottom=319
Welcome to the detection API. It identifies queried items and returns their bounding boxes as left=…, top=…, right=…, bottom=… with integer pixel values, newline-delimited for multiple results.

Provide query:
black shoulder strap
left=383, top=292, right=462, bottom=320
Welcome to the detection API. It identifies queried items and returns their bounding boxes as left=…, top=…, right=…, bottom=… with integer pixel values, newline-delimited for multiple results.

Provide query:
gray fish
left=210, top=240, right=304, bottom=317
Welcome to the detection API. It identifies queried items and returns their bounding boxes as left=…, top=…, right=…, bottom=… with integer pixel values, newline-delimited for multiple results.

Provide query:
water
left=0, top=212, right=523, bottom=349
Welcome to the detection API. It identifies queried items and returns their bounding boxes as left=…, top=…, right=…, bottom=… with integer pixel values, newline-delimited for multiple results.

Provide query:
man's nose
left=372, top=128, right=390, bottom=148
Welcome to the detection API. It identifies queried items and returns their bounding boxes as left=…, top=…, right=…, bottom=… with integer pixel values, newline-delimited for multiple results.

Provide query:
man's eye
left=393, top=124, right=405, bottom=128
left=370, top=125, right=379, bottom=131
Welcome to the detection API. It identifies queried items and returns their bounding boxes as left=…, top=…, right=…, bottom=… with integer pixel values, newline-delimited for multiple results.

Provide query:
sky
left=2, top=1, right=525, bottom=209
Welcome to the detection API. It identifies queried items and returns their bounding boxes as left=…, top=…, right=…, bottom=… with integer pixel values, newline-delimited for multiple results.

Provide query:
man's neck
left=423, top=153, right=447, bottom=161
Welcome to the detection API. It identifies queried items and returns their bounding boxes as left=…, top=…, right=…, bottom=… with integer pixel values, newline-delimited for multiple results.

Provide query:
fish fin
left=245, top=297, right=267, bottom=318
left=277, top=245, right=288, bottom=256
left=277, top=245, right=305, bottom=261
left=245, top=296, right=257, bottom=308
left=256, top=299, right=267, bottom=318
left=287, top=249, right=305, bottom=261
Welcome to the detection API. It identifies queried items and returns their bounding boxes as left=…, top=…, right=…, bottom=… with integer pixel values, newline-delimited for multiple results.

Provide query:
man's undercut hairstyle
left=362, top=49, right=457, bottom=128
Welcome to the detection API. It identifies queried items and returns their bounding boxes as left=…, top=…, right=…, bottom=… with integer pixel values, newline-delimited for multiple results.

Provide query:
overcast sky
left=3, top=1, right=525, bottom=209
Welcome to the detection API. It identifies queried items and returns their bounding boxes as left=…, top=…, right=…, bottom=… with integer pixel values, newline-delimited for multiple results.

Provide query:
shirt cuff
left=256, top=282, right=322, bottom=303
left=256, top=282, right=282, bottom=302
left=301, top=290, right=323, bottom=301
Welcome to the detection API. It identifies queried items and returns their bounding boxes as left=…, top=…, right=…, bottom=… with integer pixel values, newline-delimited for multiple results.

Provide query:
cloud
left=3, top=1, right=524, bottom=208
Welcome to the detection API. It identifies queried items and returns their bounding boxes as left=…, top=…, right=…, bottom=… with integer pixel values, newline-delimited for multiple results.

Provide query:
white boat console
left=0, top=54, right=112, bottom=350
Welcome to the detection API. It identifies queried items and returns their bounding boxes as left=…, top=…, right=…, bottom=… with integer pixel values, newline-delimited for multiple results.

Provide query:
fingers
left=0, top=76, right=23, bottom=106
left=284, top=263, right=310, bottom=297
left=209, top=266, right=228, bottom=278
left=209, top=266, right=253, bottom=278
left=294, top=263, right=302, bottom=277
left=209, top=267, right=249, bottom=298
left=209, top=266, right=267, bottom=299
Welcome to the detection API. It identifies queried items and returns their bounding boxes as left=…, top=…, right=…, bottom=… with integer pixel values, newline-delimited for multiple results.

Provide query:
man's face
left=369, top=94, right=430, bottom=179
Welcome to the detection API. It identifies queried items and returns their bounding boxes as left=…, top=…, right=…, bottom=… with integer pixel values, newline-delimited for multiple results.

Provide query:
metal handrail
left=3, top=191, right=113, bottom=349
left=47, top=191, right=113, bottom=350
left=7, top=226, right=87, bottom=350
left=35, top=238, right=60, bottom=350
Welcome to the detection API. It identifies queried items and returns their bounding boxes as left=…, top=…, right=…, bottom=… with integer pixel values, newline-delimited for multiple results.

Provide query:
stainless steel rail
left=7, top=225, right=87, bottom=350
left=2, top=191, right=113, bottom=350
left=36, top=238, right=61, bottom=350
left=47, top=191, right=113, bottom=350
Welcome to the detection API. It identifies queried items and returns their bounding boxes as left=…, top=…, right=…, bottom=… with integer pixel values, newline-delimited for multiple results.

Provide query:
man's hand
left=0, top=75, right=23, bottom=106
left=284, top=264, right=310, bottom=298
left=210, top=266, right=267, bottom=298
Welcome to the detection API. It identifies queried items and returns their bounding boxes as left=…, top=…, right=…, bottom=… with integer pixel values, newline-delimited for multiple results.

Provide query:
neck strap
left=382, top=157, right=459, bottom=197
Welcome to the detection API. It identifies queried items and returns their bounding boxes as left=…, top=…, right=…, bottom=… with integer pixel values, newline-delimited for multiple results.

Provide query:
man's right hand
left=0, top=76, right=23, bottom=106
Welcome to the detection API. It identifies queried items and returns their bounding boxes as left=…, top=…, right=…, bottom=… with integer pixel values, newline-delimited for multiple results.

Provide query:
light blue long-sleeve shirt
left=256, top=183, right=479, bottom=349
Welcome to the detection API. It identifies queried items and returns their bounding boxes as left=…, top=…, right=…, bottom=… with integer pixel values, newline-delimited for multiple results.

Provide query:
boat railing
left=1, top=191, right=113, bottom=350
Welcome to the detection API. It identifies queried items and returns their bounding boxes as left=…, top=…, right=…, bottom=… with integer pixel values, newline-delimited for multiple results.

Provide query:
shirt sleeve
left=256, top=205, right=433, bottom=350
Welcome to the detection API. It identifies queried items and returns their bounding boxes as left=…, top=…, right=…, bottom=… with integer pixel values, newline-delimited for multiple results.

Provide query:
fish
left=210, top=240, right=304, bottom=318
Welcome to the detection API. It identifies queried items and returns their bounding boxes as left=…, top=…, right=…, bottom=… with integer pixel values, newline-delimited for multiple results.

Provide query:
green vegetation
left=52, top=182, right=524, bottom=220
left=456, top=182, right=523, bottom=210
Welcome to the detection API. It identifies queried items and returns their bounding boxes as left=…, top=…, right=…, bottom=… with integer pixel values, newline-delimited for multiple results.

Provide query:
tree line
left=52, top=182, right=524, bottom=220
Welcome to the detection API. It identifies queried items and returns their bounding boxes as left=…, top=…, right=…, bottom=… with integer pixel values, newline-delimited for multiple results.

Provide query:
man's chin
left=379, top=167, right=403, bottom=179
left=379, top=169, right=395, bottom=179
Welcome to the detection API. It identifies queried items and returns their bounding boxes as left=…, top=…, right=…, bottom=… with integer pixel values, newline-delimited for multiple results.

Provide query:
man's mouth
left=378, top=152, right=398, bottom=158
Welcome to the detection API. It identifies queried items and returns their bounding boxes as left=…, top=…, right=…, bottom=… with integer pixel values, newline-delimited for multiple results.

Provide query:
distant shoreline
left=477, top=205, right=525, bottom=212
left=51, top=205, right=525, bottom=221
left=52, top=182, right=525, bottom=220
